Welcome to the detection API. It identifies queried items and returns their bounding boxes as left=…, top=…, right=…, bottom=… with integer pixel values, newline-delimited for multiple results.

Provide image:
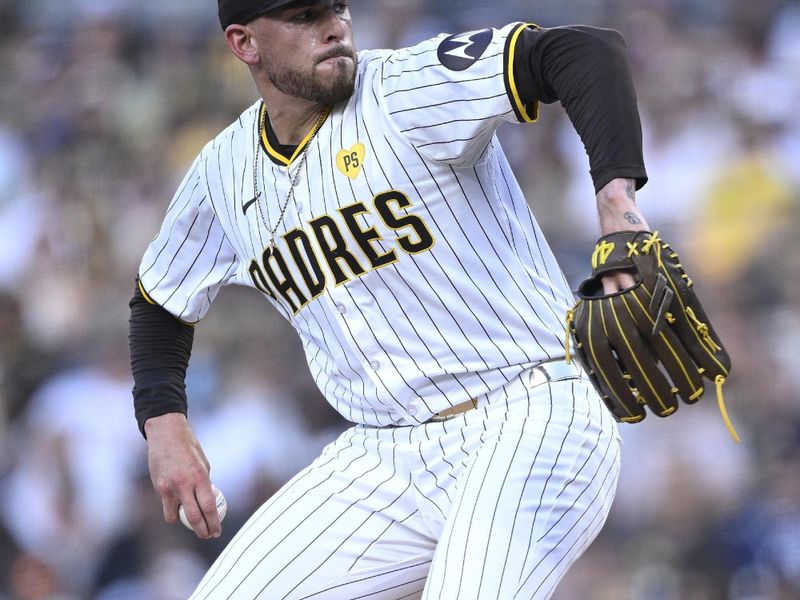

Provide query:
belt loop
left=527, top=364, right=548, bottom=389
left=527, top=358, right=582, bottom=390
left=430, top=397, right=478, bottom=421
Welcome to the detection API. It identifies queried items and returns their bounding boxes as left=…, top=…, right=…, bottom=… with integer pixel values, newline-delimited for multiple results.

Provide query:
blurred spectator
left=1, top=336, right=140, bottom=593
left=0, top=127, right=45, bottom=291
left=8, top=552, right=78, bottom=600
left=0, top=293, right=56, bottom=435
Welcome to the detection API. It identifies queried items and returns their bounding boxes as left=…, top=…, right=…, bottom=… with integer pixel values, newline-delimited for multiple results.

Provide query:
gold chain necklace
left=252, top=105, right=327, bottom=251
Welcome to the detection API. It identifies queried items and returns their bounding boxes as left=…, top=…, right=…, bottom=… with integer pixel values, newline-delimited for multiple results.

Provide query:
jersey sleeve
left=138, top=154, right=240, bottom=323
left=380, top=22, right=537, bottom=165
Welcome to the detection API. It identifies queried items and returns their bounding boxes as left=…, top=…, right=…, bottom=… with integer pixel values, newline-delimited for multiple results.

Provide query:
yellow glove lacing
left=715, top=375, right=740, bottom=443
left=640, top=231, right=663, bottom=263
left=565, top=308, right=575, bottom=364
left=685, top=306, right=723, bottom=353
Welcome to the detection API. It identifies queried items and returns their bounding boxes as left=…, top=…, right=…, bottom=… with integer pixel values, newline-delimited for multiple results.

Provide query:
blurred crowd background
left=0, top=0, right=798, bottom=598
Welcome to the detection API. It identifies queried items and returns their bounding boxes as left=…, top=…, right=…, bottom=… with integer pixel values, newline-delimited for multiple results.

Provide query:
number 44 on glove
left=566, top=231, right=738, bottom=442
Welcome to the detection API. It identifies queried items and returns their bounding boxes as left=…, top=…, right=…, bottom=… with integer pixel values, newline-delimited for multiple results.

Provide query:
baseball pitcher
left=129, top=1, right=730, bottom=598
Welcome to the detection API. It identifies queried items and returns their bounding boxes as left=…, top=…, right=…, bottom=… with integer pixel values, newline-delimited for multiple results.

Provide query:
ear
left=224, top=24, right=260, bottom=66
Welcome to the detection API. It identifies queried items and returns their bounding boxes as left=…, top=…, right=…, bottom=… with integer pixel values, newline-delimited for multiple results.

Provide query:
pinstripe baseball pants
left=190, top=366, right=621, bottom=599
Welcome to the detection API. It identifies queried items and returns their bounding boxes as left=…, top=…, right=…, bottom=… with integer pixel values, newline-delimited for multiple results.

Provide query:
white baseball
left=179, top=485, right=227, bottom=530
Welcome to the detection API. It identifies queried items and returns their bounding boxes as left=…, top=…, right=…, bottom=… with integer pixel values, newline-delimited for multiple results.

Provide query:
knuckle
left=184, top=508, right=201, bottom=523
left=154, top=478, right=173, bottom=496
left=188, top=464, right=209, bottom=481
left=200, top=497, right=217, bottom=512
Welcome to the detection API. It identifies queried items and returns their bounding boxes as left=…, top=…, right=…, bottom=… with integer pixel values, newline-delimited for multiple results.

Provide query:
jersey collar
left=259, top=102, right=332, bottom=167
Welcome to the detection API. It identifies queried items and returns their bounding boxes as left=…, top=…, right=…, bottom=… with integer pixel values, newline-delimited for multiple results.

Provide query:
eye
left=291, top=10, right=312, bottom=22
left=333, top=2, right=349, bottom=14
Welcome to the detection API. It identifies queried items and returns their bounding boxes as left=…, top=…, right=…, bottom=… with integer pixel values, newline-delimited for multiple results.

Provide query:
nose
left=319, top=7, right=347, bottom=43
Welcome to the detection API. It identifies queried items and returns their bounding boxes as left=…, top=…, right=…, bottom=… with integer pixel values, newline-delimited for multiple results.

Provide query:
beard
left=264, top=47, right=357, bottom=104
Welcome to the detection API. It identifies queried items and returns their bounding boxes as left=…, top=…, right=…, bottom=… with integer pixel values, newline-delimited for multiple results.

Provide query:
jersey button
left=295, top=203, right=304, bottom=212
left=369, top=360, right=380, bottom=370
left=407, top=405, right=418, bottom=416
left=336, top=303, right=347, bottom=314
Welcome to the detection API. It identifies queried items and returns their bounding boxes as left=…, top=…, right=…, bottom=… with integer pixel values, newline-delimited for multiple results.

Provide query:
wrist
left=596, top=177, right=634, bottom=202
left=596, top=178, right=649, bottom=235
left=144, top=411, right=188, bottom=440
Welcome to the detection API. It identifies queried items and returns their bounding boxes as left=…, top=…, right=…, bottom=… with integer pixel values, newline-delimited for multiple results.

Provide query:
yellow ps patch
left=336, top=143, right=365, bottom=179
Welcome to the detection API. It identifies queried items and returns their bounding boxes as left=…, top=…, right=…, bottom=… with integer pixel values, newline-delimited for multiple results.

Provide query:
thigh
left=191, top=426, right=436, bottom=600
left=423, top=378, right=621, bottom=600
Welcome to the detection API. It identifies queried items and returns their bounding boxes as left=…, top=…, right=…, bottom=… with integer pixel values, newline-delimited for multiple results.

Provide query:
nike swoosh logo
left=242, top=196, right=258, bottom=214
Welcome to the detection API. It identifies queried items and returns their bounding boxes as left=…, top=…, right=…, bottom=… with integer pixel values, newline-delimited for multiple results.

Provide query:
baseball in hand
left=179, top=485, right=227, bottom=529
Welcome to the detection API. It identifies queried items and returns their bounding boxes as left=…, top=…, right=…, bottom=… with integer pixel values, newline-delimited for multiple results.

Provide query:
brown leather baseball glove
left=566, top=231, right=737, bottom=440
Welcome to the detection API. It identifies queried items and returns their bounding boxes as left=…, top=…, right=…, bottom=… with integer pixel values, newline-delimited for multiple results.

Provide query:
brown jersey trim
left=259, top=102, right=333, bottom=166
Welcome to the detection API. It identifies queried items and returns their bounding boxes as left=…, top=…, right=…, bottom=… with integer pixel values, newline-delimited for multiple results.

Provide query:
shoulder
left=349, top=48, right=393, bottom=99
left=356, top=36, right=446, bottom=76
left=373, top=23, right=530, bottom=80
left=354, top=48, right=392, bottom=75
left=198, top=101, right=261, bottom=165
left=183, top=101, right=259, bottom=207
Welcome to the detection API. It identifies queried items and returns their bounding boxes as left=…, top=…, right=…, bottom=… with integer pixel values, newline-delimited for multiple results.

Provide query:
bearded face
left=261, top=42, right=357, bottom=104
left=245, top=3, right=358, bottom=105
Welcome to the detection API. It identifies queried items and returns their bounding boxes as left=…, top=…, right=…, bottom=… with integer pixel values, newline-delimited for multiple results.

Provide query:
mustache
left=317, top=46, right=357, bottom=63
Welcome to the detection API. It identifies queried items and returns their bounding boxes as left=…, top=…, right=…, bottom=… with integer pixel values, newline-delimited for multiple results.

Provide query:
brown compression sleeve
left=128, top=281, right=194, bottom=438
left=513, top=25, right=648, bottom=193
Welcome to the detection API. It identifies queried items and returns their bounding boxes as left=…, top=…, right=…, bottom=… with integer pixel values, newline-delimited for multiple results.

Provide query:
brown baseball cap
left=218, top=0, right=321, bottom=30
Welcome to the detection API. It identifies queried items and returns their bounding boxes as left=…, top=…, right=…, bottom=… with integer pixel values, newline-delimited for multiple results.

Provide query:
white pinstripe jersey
left=139, top=22, right=576, bottom=427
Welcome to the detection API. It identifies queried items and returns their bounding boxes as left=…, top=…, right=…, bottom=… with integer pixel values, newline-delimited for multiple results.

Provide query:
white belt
left=432, top=359, right=581, bottom=420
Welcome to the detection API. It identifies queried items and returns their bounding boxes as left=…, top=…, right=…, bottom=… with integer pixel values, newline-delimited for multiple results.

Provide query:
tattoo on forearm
left=626, top=179, right=636, bottom=201
left=624, top=211, right=641, bottom=225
